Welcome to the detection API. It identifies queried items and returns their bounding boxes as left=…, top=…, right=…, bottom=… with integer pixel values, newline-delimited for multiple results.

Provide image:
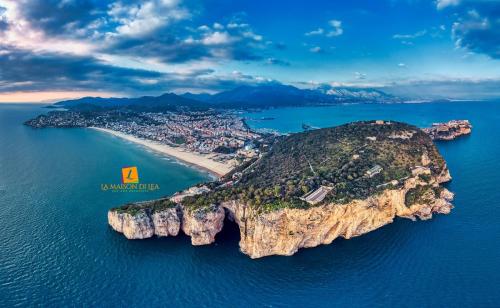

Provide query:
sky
left=0, top=0, right=499, bottom=102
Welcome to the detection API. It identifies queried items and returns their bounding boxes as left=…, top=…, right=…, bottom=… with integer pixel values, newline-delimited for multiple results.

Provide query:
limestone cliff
left=108, top=210, right=155, bottom=239
left=108, top=204, right=180, bottom=239
left=108, top=168, right=453, bottom=258
left=181, top=206, right=225, bottom=245
left=221, top=169, right=453, bottom=258
left=107, top=202, right=225, bottom=245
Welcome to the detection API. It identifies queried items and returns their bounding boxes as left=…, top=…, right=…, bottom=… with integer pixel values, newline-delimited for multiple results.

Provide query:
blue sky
left=0, top=0, right=499, bottom=102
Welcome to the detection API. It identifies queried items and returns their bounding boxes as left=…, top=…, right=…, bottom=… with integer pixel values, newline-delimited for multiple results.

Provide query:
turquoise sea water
left=1, top=101, right=500, bottom=307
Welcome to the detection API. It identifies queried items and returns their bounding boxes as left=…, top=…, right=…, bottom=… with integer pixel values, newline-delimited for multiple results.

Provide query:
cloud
left=227, top=22, right=249, bottom=29
left=103, top=18, right=267, bottom=63
left=0, top=5, right=7, bottom=30
left=0, top=0, right=95, bottom=55
left=0, top=0, right=269, bottom=65
left=0, top=0, right=276, bottom=102
left=305, top=28, right=324, bottom=36
left=266, top=58, right=290, bottom=66
left=446, top=3, right=500, bottom=59
left=393, top=30, right=427, bottom=40
left=0, top=47, right=167, bottom=93
left=305, top=19, right=343, bottom=37
left=304, top=77, right=500, bottom=100
left=437, top=0, right=461, bottom=10
left=174, top=70, right=275, bottom=94
left=213, top=22, right=224, bottom=30
left=299, top=76, right=500, bottom=100
left=0, top=45, right=275, bottom=95
left=382, top=77, right=500, bottom=99
left=107, top=0, right=188, bottom=38
left=309, top=46, right=323, bottom=53
left=354, top=72, right=367, bottom=79
left=398, top=63, right=407, bottom=68
left=201, top=31, right=233, bottom=45
left=6, top=0, right=188, bottom=41
left=327, top=20, right=343, bottom=37
left=16, top=0, right=103, bottom=37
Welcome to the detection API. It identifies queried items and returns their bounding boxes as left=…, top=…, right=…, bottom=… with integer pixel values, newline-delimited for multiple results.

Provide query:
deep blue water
left=1, top=101, right=500, bottom=307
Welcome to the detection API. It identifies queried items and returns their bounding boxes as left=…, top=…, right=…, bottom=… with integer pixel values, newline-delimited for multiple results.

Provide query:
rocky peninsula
left=109, top=121, right=454, bottom=258
left=423, top=120, right=472, bottom=140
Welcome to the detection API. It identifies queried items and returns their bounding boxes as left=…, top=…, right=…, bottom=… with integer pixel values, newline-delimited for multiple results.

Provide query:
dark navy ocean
left=1, top=101, right=499, bottom=307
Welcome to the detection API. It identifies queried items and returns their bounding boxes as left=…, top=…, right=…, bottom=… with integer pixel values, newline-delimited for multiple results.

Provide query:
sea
left=0, top=101, right=499, bottom=307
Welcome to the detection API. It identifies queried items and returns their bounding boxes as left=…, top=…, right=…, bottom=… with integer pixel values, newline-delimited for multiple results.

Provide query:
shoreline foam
left=89, top=127, right=234, bottom=177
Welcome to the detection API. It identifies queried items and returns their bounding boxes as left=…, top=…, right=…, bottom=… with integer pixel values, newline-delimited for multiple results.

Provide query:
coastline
left=89, top=127, right=234, bottom=178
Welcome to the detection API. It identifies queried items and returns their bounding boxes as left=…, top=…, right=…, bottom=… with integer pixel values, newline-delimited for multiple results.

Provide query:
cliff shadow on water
left=214, top=209, right=241, bottom=247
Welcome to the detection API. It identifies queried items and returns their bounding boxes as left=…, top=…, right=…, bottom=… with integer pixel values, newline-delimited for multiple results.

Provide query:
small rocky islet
left=109, top=120, right=457, bottom=258
left=423, top=120, right=472, bottom=141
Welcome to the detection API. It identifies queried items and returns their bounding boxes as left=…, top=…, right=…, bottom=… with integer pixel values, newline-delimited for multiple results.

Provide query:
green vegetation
left=182, top=121, right=446, bottom=212
left=171, top=136, right=186, bottom=145
left=111, top=198, right=176, bottom=216
left=405, top=185, right=442, bottom=207
left=418, top=173, right=432, bottom=183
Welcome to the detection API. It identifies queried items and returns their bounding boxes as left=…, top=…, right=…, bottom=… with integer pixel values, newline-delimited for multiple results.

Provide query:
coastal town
left=25, top=109, right=269, bottom=176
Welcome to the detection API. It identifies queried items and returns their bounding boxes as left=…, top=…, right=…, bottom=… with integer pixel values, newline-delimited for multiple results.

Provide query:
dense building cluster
left=423, top=120, right=472, bottom=140
left=25, top=110, right=264, bottom=160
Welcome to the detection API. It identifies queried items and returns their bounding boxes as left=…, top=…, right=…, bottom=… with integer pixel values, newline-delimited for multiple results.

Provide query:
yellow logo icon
left=122, top=166, right=139, bottom=184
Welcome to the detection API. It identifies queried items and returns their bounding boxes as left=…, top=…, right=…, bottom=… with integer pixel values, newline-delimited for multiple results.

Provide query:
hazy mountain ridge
left=54, top=83, right=401, bottom=111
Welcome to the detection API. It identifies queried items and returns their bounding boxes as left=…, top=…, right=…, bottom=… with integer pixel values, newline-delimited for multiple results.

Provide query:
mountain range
left=54, top=83, right=401, bottom=111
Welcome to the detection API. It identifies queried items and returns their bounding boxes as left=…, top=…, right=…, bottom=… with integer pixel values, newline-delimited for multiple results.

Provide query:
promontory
left=108, top=120, right=454, bottom=258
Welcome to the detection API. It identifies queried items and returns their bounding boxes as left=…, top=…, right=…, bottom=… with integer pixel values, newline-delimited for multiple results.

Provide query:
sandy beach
left=90, top=127, right=235, bottom=177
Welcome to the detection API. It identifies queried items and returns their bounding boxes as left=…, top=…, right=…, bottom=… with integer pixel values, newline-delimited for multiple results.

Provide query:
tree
left=274, top=185, right=282, bottom=198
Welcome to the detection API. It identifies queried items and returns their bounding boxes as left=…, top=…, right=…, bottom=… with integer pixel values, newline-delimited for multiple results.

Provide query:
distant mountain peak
left=55, top=83, right=400, bottom=111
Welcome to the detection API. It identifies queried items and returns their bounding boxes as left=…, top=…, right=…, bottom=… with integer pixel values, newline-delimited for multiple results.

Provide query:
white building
left=366, top=165, right=383, bottom=177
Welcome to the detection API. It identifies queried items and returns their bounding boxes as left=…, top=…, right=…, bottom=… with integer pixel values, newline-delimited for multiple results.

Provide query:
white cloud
left=201, top=31, right=233, bottom=45
left=398, top=63, right=406, bottom=68
left=310, top=46, right=322, bottom=53
left=0, top=0, right=94, bottom=55
left=266, top=57, right=290, bottom=66
left=108, top=0, right=188, bottom=38
left=198, top=25, right=210, bottom=31
left=242, top=31, right=262, bottom=41
left=305, top=28, right=324, bottom=36
left=327, top=20, right=343, bottom=37
left=227, top=23, right=249, bottom=29
left=437, top=0, right=461, bottom=10
left=305, top=19, right=343, bottom=37
left=354, top=72, right=366, bottom=79
left=393, top=30, right=427, bottom=39
left=213, top=22, right=224, bottom=30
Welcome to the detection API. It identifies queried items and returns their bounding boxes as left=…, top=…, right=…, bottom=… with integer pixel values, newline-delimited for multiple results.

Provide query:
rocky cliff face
left=108, top=207, right=180, bottom=239
left=181, top=206, right=225, bottom=245
left=108, top=168, right=453, bottom=258
left=222, top=169, right=453, bottom=258
left=107, top=204, right=225, bottom=245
